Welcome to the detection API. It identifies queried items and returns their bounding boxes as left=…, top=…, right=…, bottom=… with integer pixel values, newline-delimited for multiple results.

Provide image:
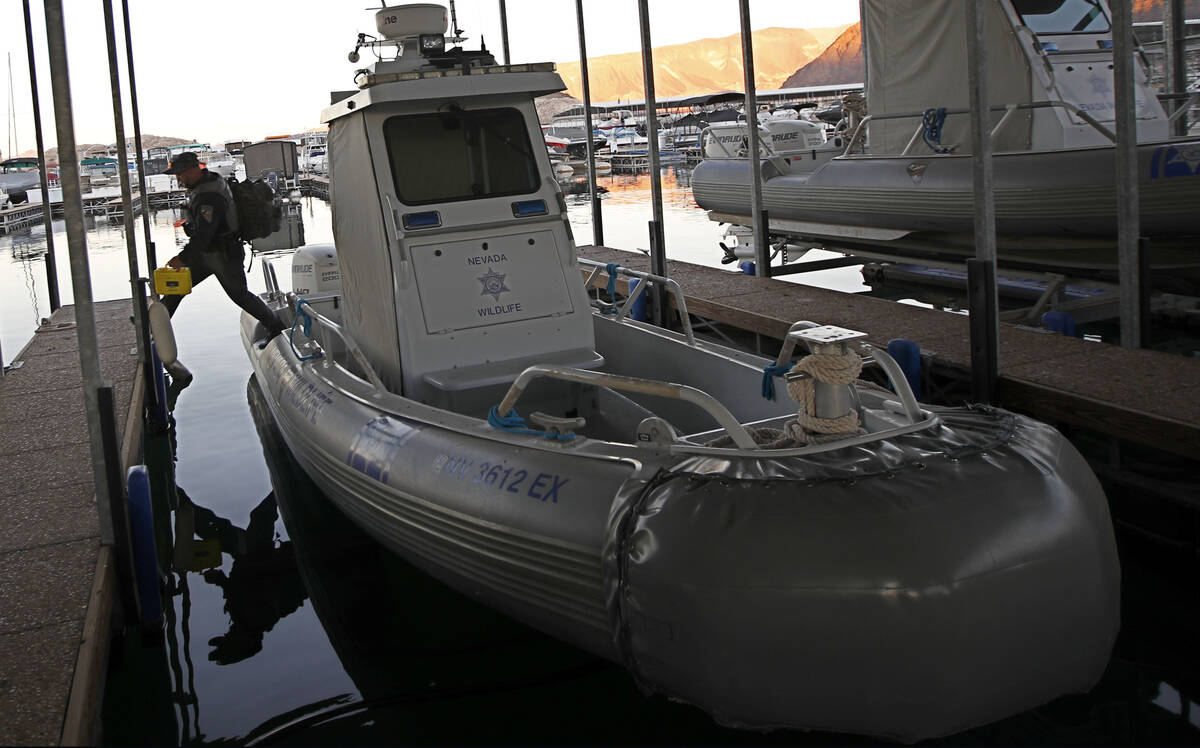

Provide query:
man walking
left=161, top=152, right=285, bottom=406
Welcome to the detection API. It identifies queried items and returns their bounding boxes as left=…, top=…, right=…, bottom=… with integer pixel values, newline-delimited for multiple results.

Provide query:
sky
left=1, top=0, right=859, bottom=155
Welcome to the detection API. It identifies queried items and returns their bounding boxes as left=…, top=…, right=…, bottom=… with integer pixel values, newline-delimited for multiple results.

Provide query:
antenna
left=449, top=0, right=463, bottom=36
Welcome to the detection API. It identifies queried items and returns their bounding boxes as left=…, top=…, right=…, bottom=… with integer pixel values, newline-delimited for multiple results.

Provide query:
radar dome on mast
left=374, top=3, right=448, bottom=40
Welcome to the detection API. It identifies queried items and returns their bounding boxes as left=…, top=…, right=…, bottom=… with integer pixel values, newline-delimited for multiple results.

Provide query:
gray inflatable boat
left=237, top=5, right=1120, bottom=742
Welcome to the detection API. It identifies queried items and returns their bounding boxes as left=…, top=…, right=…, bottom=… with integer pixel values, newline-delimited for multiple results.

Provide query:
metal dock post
left=966, top=0, right=999, bottom=404
left=575, top=0, right=602, bottom=247
left=21, top=0, right=60, bottom=312
left=636, top=0, right=668, bottom=327
left=498, top=0, right=510, bottom=65
left=738, top=0, right=769, bottom=278
left=102, top=0, right=160, bottom=424
left=1112, top=0, right=1145, bottom=349
left=121, top=0, right=157, bottom=270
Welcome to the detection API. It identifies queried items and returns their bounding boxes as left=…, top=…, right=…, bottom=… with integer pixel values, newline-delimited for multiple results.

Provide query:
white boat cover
left=328, top=113, right=404, bottom=390
left=863, top=0, right=1033, bottom=155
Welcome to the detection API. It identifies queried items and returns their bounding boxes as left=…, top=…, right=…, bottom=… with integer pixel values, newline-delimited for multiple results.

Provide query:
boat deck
left=577, top=245, right=1200, bottom=460
left=0, top=300, right=143, bottom=745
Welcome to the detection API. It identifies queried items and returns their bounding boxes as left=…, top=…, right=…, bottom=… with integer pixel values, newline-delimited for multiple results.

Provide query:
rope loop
left=761, top=362, right=793, bottom=400
left=487, top=406, right=576, bottom=441
left=600, top=263, right=623, bottom=315
left=921, top=107, right=956, bottom=154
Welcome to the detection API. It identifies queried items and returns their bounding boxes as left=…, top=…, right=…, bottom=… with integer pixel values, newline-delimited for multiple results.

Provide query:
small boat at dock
left=237, top=4, right=1120, bottom=741
left=691, top=0, right=1200, bottom=279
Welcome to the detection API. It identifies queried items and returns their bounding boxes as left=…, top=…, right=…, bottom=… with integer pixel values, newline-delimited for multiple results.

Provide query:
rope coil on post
left=783, top=349, right=865, bottom=444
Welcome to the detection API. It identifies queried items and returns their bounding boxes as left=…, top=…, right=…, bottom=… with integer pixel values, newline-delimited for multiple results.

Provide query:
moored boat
left=691, top=0, right=1200, bottom=275
left=238, top=4, right=1121, bottom=741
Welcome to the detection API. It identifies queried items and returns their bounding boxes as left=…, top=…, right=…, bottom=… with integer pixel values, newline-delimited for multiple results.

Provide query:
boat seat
left=421, top=347, right=605, bottom=393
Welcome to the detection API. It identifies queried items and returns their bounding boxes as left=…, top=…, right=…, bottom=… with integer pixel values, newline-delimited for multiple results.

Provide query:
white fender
left=147, top=300, right=178, bottom=365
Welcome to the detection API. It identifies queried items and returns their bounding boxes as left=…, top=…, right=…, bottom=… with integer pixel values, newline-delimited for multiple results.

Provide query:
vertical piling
left=120, top=0, right=156, bottom=269
left=1163, top=0, right=1187, bottom=137
left=42, top=0, right=116, bottom=545
left=102, top=0, right=159, bottom=420
left=574, top=0, right=603, bottom=247
left=498, top=0, right=511, bottom=65
left=22, top=0, right=61, bottom=312
left=966, top=0, right=999, bottom=403
left=738, top=0, right=769, bottom=278
left=635, top=0, right=668, bottom=327
left=1111, top=0, right=1143, bottom=349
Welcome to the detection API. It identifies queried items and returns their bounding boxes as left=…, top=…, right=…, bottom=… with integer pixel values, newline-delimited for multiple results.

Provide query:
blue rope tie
left=601, top=262, right=623, bottom=315
left=290, top=299, right=324, bottom=361
left=487, top=406, right=576, bottom=441
left=761, top=363, right=792, bottom=400
left=921, top=107, right=956, bottom=154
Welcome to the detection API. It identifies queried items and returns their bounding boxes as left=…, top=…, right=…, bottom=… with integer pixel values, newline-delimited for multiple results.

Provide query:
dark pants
left=163, top=243, right=283, bottom=334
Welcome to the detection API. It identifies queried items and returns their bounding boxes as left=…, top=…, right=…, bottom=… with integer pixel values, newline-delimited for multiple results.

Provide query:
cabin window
left=383, top=108, right=539, bottom=205
left=1011, top=0, right=1110, bottom=35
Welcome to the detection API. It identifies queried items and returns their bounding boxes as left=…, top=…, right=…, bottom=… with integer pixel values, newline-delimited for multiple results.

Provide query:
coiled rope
left=783, top=349, right=865, bottom=444
left=921, top=107, right=956, bottom=154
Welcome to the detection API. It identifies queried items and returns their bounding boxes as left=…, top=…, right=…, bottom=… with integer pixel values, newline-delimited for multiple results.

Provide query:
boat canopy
left=862, top=0, right=1034, bottom=154
left=1, top=157, right=40, bottom=171
left=80, top=157, right=118, bottom=165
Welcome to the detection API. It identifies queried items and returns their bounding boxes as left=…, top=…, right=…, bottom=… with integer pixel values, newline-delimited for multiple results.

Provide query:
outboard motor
left=291, top=244, right=340, bottom=296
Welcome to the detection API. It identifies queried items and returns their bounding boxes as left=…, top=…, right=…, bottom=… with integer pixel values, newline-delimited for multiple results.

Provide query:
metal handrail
left=580, top=258, right=696, bottom=346
left=844, top=99, right=1118, bottom=157
left=291, top=298, right=387, bottom=393
left=496, top=364, right=758, bottom=449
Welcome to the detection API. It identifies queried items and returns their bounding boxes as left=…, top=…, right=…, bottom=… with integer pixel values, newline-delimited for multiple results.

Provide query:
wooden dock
left=0, top=300, right=143, bottom=745
left=0, top=189, right=186, bottom=233
left=578, top=245, right=1200, bottom=461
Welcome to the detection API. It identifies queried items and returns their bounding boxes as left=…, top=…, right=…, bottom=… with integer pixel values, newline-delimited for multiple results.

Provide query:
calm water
left=2, top=177, right=1197, bottom=744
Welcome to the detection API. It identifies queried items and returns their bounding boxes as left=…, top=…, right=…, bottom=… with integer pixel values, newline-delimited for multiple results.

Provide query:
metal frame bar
left=737, top=0, right=769, bottom=278
left=1112, top=0, right=1143, bottom=349
left=579, top=259, right=695, bottom=345
left=574, top=0, right=602, bottom=247
left=845, top=100, right=1119, bottom=157
left=22, top=0, right=60, bottom=312
left=635, top=0, right=668, bottom=326
left=496, top=364, right=759, bottom=449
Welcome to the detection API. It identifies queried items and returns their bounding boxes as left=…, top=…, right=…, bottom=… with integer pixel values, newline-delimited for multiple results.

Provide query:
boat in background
left=691, top=0, right=1200, bottom=280
left=234, top=4, right=1120, bottom=742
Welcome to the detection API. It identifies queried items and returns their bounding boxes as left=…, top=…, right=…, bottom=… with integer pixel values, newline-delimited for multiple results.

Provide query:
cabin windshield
left=1012, top=0, right=1110, bottom=34
left=384, top=107, right=539, bottom=205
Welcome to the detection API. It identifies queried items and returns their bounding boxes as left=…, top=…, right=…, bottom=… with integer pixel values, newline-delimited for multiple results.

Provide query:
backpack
left=226, top=176, right=282, bottom=241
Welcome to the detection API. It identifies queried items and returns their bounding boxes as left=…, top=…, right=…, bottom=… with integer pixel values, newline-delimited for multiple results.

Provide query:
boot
left=165, top=360, right=193, bottom=411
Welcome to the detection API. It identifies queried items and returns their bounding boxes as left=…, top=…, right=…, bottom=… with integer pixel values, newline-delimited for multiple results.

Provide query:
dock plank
left=0, top=299, right=142, bottom=746
left=579, top=245, right=1200, bottom=459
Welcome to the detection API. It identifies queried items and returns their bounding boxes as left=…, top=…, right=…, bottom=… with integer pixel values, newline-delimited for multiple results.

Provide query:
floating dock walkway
left=578, top=245, right=1200, bottom=461
left=0, top=300, right=143, bottom=745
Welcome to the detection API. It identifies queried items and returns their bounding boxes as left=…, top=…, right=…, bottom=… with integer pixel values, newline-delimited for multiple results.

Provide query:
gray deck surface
left=0, top=300, right=139, bottom=746
left=578, top=245, right=1200, bottom=458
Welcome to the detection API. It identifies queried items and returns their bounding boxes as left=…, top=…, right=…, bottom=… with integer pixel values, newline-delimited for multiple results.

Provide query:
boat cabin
left=320, top=4, right=596, bottom=412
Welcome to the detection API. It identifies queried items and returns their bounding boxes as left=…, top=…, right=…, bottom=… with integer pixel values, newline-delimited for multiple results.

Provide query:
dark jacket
left=179, top=170, right=240, bottom=266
